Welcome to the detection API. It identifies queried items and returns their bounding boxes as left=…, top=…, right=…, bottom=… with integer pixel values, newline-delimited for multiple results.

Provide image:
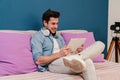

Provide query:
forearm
left=35, top=46, right=72, bottom=65
left=35, top=52, right=61, bottom=65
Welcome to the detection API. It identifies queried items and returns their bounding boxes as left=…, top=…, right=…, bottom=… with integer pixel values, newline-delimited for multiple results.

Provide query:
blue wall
left=0, top=0, right=108, bottom=57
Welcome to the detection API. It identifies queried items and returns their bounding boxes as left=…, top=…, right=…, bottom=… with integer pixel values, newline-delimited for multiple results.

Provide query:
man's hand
left=58, top=46, right=72, bottom=57
left=75, top=44, right=84, bottom=53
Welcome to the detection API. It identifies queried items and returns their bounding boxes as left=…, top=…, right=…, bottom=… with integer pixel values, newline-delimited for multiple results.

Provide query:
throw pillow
left=0, top=32, right=37, bottom=76
left=61, top=32, right=104, bottom=62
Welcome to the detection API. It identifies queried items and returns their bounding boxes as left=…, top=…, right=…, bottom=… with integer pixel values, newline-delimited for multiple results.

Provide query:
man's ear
left=43, top=20, right=47, bottom=27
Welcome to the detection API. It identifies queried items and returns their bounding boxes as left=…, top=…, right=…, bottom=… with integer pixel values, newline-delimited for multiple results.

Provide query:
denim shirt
left=31, top=29, right=66, bottom=71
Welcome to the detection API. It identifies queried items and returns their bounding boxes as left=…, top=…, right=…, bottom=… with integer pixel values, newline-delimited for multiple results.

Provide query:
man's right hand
left=58, top=46, right=72, bottom=57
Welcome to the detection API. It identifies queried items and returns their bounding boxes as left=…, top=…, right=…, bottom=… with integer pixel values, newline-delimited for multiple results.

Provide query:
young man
left=31, top=9, right=105, bottom=80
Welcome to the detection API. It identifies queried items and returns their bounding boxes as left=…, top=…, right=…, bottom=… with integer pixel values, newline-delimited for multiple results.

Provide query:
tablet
left=68, top=38, right=86, bottom=51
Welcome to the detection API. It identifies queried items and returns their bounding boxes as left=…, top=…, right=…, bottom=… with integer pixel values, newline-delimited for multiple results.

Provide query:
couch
left=0, top=30, right=120, bottom=80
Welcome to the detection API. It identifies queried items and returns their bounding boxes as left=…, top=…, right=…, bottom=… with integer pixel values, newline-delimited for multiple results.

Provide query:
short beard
left=50, top=31, right=56, bottom=36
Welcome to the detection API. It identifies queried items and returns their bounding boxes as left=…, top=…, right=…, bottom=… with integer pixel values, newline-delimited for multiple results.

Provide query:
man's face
left=44, top=17, right=59, bottom=34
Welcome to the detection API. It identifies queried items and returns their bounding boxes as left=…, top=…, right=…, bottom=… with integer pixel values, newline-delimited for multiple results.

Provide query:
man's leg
left=81, top=59, right=97, bottom=80
left=63, top=41, right=105, bottom=73
left=48, top=57, right=75, bottom=74
left=80, top=41, right=105, bottom=60
left=49, top=57, right=97, bottom=80
left=63, top=54, right=86, bottom=73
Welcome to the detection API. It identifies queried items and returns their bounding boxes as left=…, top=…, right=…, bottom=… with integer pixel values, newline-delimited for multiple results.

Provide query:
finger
left=35, top=60, right=40, bottom=65
left=81, top=44, right=84, bottom=47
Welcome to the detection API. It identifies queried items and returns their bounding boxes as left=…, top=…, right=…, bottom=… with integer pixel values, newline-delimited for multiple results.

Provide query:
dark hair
left=42, top=9, right=60, bottom=23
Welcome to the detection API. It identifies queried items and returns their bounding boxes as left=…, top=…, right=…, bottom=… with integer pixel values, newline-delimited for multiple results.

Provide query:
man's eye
left=52, top=23, right=55, bottom=25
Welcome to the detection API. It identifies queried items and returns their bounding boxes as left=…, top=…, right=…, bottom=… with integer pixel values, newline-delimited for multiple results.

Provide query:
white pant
left=49, top=58, right=98, bottom=80
left=49, top=41, right=105, bottom=80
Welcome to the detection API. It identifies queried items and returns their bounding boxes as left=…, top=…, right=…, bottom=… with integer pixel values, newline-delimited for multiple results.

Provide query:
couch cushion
left=61, top=32, right=104, bottom=62
left=0, top=32, right=37, bottom=76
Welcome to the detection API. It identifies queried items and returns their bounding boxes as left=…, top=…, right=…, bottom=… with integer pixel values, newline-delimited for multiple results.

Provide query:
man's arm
left=35, top=46, right=72, bottom=65
left=35, top=53, right=61, bottom=65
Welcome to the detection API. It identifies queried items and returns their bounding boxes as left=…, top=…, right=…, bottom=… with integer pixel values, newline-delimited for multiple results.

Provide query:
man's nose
left=54, top=24, right=58, bottom=28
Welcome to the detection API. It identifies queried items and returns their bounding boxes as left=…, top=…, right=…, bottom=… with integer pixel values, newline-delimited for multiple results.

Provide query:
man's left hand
left=75, top=44, right=84, bottom=53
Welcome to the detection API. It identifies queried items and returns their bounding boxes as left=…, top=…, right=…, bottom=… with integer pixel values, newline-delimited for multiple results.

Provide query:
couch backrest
left=0, top=30, right=37, bottom=34
left=0, top=30, right=88, bottom=35
left=58, top=30, right=88, bottom=34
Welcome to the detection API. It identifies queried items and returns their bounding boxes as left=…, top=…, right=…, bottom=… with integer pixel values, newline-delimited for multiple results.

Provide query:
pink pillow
left=61, top=32, right=104, bottom=62
left=0, top=32, right=37, bottom=76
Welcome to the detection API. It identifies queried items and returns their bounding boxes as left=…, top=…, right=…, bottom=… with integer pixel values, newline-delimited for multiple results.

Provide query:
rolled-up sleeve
left=31, top=32, right=44, bottom=61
